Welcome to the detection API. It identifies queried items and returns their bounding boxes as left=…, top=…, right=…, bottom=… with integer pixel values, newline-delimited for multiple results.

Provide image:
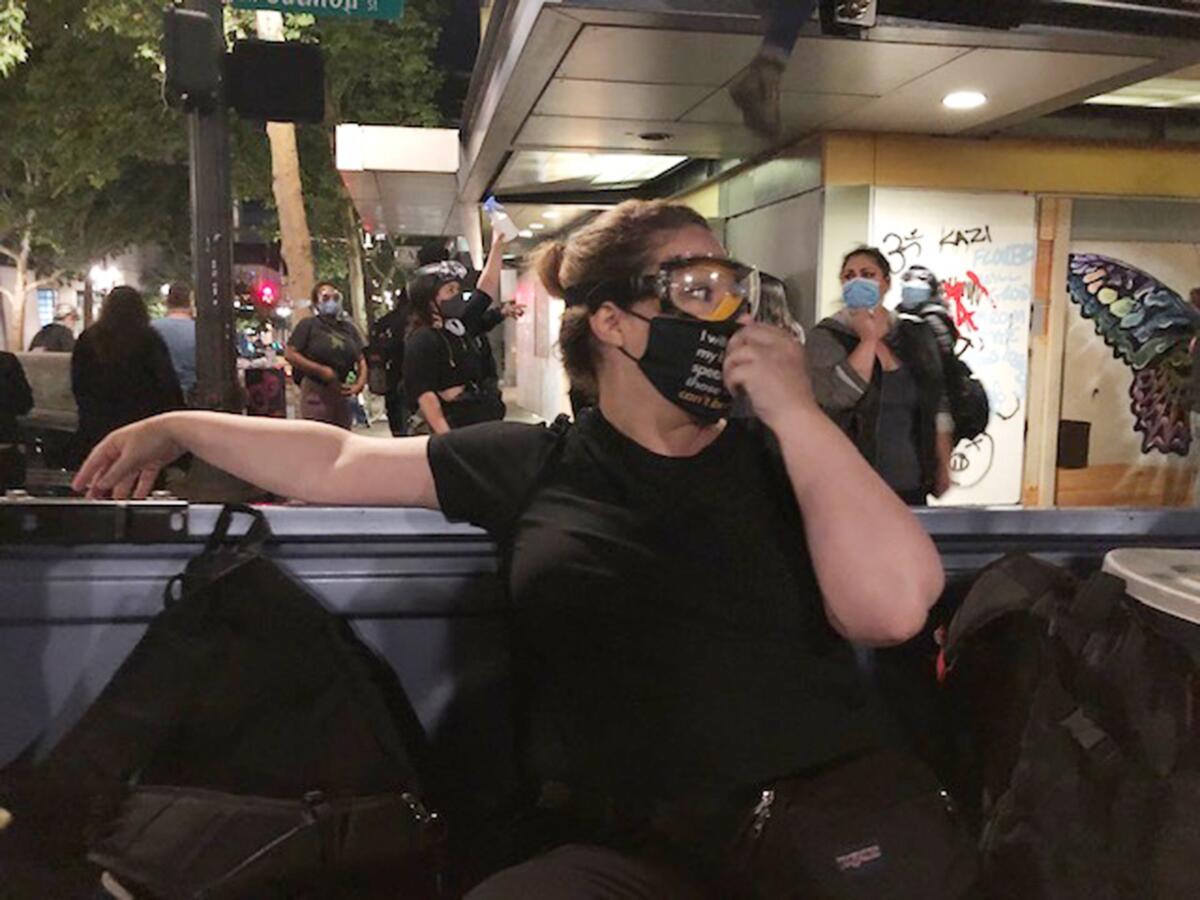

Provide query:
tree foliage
left=0, top=0, right=448, bottom=343
left=0, top=0, right=27, bottom=76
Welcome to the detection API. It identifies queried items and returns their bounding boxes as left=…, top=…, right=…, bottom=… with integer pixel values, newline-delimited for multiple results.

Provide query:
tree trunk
left=345, top=202, right=369, bottom=336
left=10, top=259, right=29, bottom=352
left=256, top=12, right=316, bottom=321
left=83, top=278, right=94, bottom=329
left=1, top=216, right=35, bottom=351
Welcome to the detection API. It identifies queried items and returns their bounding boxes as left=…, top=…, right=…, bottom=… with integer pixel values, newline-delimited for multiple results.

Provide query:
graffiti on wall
left=1066, top=253, right=1197, bottom=457
left=873, top=190, right=1036, bottom=506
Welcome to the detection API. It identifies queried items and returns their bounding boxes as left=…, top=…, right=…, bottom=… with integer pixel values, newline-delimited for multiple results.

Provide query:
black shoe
left=729, top=55, right=784, bottom=137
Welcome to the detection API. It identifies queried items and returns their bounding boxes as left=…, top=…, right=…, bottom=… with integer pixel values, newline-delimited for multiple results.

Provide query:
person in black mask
left=402, top=231, right=518, bottom=434
left=285, top=282, right=367, bottom=430
left=76, top=200, right=953, bottom=899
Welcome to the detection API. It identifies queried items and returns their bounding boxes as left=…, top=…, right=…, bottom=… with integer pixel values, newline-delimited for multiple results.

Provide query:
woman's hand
left=340, top=381, right=364, bottom=397
left=723, top=316, right=819, bottom=431
left=849, top=308, right=889, bottom=344
left=72, top=415, right=185, bottom=500
left=501, top=301, right=526, bottom=320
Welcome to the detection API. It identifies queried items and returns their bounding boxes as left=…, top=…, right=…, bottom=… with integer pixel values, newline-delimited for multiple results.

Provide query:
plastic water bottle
left=483, top=197, right=519, bottom=242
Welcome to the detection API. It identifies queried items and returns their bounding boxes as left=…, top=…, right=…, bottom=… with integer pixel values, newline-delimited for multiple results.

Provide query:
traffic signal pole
left=187, top=0, right=240, bottom=411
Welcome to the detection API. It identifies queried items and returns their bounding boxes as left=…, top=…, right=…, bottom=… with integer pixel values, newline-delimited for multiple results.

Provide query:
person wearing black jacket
left=0, top=351, right=33, bottom=489
left=76, top=201, right=950, bottom=898
left=368, top=292, right=412, bottom=436
left=403, top=231, right=519, bottom=434
left=69, top=286, right=184, bottom=469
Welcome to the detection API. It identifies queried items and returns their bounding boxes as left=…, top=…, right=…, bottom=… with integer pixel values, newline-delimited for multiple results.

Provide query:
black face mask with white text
left=622, top=312, right=740, bottom=423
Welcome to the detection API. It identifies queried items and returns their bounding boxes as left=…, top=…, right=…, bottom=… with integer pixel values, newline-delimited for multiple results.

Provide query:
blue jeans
left=763, top=0, right=820, bottom=57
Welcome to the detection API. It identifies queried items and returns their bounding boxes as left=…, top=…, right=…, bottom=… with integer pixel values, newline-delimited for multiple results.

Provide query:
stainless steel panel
left=682, top=88, right=870, bottom=129
left=517, top=114, right=765, bottom=156
left=557, top=25, right=759, bottom=86
left=830, top=47, right=1152, bottom=134
left=535, top=78, right=712, bottom=120
left=726, top=188, right=823, bottom=327
left=779, top=37, right=969, bottom=96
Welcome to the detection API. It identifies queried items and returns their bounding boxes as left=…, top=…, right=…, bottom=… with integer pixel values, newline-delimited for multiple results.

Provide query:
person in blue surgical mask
left=808, top=247, right=953, bottom=505
left=898, top=265, right=958, bottom=358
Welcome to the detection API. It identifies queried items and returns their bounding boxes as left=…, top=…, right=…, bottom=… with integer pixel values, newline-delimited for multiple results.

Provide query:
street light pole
left=186, top=0, right=239, bottom=412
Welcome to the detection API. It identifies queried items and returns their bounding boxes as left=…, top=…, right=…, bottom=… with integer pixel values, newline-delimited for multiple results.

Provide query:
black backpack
left=941, top=353, right=989, bottom=444
left=941, top=554, right=1200, bottom=900
left=0, top=505, right=444, bottom=899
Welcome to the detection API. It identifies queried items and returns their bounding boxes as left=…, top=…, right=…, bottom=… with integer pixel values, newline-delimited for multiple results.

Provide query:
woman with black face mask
left=74, top=201, right=955, bottom=899
left=402, top=231, right=512, bottom=434
left=284, top=282, right=367, bottom=430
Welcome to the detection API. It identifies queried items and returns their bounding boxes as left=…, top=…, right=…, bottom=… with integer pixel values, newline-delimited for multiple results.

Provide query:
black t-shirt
left=428, top=411, right=879, bottom=809
left=29, top=322, right=76, bottom=353
left=403, top=326, right=486, bottom=410
left=288, top=314, right=364, bottom=382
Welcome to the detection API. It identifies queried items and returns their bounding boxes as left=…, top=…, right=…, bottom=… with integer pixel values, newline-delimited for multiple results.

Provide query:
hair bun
left=533, top=240, right=567, bottom=298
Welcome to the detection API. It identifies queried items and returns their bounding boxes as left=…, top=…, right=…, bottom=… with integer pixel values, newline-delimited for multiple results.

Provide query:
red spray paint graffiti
left=941, top=270, right=992, bottom=333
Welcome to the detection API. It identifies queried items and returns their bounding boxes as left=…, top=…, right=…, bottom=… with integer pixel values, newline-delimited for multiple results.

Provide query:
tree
left=0, top=0, right=449, bottom=350
left=0, top=0, right=191, bottom=349
left=310, top=8, right=444, bottom=333
left=0, top=0, right=26, bottom=75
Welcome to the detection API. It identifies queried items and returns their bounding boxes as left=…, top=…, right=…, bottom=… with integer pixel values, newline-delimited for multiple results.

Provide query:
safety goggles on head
left=566, top=256, right=759, bottom=323
left=415, top=259, right=469, bottom=286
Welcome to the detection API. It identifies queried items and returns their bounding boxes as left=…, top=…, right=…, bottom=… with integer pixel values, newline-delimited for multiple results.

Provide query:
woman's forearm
left=166, top=412, right=352, bottom=498
left=773, top=407, right=943, bottom=645
left=477, top=241, right=503, bottom=302
left=161, top=411, right=437, bottom=506
left=417, top=392, right=450, bottom=435
left=284, top=348, right=330, bottom=380
left=847, top=338, right=877, bottom=382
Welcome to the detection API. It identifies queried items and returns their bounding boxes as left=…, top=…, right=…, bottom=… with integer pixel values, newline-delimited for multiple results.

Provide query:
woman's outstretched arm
left=72, top=411, right=438, bottom=508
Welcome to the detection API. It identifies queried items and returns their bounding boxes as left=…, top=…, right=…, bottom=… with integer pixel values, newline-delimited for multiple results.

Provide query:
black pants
left=384, top=385, right=408, bottom=436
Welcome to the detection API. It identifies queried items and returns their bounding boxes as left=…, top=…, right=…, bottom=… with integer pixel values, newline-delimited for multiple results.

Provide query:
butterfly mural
left=1066, top=253, right=1199, bottom=456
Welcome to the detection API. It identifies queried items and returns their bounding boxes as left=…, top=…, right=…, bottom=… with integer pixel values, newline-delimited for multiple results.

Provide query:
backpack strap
left=942, top=554, right=1076, bottom=666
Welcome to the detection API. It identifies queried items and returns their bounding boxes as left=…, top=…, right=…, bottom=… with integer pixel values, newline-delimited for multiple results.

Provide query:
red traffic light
left=255, top=282, right=278, bottom=305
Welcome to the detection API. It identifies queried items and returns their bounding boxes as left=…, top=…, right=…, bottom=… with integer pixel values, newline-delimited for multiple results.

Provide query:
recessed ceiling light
left=542, top=210, right=561, bottom=220
left=529, top=222, right=545, bottom=230
left=518, top=229, right=534, bottom=238
left=943, top=91, right=987, bottom=110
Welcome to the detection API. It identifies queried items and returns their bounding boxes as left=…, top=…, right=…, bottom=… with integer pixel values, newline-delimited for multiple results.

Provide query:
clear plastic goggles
left=647, top=257, right=759, bottom=323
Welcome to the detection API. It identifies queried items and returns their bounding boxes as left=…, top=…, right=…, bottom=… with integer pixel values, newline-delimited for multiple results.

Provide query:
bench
left=14, top=351, right=76, bottom=434
left=1, top=504, right=1196, bottom=844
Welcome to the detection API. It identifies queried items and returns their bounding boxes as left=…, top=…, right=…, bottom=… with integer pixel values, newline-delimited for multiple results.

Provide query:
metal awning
left=342, top=0, right=1200, bottom=238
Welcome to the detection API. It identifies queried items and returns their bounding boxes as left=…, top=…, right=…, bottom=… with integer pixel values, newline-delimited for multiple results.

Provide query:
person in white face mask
left=807, top=247, right=954, bottom=505
left=284, top=282, right=367, bottom=430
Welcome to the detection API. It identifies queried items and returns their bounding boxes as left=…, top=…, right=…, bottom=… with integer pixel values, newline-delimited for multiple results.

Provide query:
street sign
left=230, top=0, right=404, bottom=20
